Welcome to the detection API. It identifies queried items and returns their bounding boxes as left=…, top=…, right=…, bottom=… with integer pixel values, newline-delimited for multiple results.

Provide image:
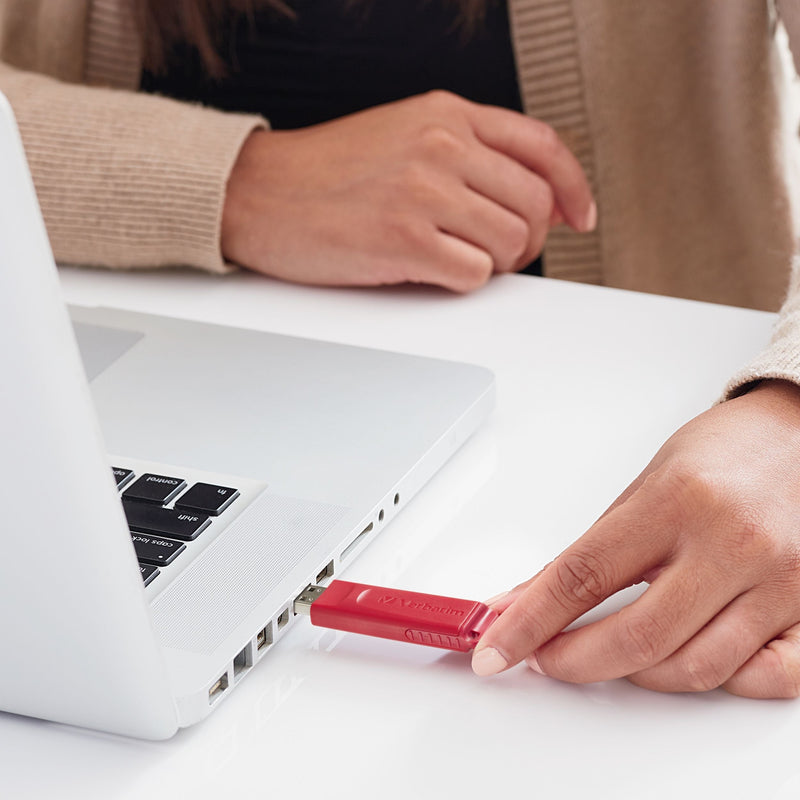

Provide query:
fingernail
left=583, top=201, right=597, bottom=232
left=472, top=646, right=508, bottom=677
left=526, top=653, right=545, bottom=675
left=483, top=591, right=509, bottom=607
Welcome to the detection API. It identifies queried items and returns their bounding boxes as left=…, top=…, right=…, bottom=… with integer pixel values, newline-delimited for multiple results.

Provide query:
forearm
left=0, top=61, right=266, bottom=273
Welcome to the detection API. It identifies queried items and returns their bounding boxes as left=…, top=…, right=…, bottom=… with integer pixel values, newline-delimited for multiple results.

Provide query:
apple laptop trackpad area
left=72, top=322, right=145, bottom=382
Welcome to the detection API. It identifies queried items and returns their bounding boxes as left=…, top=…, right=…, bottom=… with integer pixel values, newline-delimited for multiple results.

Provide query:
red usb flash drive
left=293, top=580, right=498, bottom=652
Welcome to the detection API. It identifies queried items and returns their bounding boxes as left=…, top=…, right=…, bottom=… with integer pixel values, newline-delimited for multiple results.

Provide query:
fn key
left=140, top=564, right=160, bottom=586
left=175, top=483, right=239, bottom=516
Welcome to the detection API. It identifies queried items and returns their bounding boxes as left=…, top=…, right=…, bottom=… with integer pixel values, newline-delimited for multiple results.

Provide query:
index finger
left=464, top=102, right=596, bottom=234
left=471, top=502, right=672, bottom=676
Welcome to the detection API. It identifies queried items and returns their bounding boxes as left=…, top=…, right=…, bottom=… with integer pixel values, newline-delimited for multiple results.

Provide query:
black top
left=142, top=0, right=523, bottom=126
left=141, top=0, right=542, bottom=275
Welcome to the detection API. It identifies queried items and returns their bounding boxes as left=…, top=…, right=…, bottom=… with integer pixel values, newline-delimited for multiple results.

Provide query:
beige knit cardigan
left=4, top=0, right=800, bottom=394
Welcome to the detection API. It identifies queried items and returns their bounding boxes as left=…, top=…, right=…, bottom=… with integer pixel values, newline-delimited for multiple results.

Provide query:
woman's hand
left=472, top=379, right=800, bottom=698
left=221, top=90, right=595, bottom=292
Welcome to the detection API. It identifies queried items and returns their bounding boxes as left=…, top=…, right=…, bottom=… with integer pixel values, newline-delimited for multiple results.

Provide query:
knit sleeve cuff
left=1, top=62, right=267, bottom=273
left=722, top=256, right=800, bottom=399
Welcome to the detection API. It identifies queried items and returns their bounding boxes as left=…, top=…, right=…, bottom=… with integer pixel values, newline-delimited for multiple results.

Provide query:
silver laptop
left=0, top=93, right=495, bottom=739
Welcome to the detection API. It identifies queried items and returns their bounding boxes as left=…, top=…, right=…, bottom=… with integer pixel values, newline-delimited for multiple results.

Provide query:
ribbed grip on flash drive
left=294, top=579, right=498, bottom=652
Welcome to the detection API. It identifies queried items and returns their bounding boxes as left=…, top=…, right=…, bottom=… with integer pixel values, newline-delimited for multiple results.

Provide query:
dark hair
left=136, top=0, right=267, bottom=77
left=136, top=0, right=487, bottom=78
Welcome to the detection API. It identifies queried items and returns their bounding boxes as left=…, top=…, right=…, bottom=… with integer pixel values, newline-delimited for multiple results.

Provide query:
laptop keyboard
left=112, top=467, right=241, bottom=588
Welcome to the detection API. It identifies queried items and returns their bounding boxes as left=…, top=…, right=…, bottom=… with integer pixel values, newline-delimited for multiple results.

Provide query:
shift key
left=124, top=502, right=211, bottom=541
left=132, top=533, right=185, bottom=566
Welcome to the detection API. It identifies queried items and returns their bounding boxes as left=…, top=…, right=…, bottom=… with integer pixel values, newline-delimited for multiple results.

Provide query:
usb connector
left=293, top=584, right=325, bottom=615
left=293, top=579, right=498, bottom=652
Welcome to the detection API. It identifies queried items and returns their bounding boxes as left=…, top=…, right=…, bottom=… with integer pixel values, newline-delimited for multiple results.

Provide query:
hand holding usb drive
left=294, top=580, right=498, bottom=652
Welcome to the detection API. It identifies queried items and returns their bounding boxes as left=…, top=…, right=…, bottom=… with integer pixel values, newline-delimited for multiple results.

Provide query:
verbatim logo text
left=379, top=595, right=464, bottom=617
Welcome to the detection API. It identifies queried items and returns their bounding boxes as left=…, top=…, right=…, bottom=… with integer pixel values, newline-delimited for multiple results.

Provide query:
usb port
left=233, top=646, right=249, bottom=679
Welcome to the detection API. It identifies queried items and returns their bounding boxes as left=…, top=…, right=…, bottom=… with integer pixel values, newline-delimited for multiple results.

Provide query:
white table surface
left=4, top=267, right=799, bottom=800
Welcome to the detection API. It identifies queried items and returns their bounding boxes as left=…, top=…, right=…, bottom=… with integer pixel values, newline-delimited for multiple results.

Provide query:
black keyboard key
left=175, top=483, right=240, bottom=516
left=123, top=473, right=186, bottom=505
left=124, top=501, right=211, bottom=541
left=112, top=467, right=135, bottom=490
left=131, top=533, right=185, bottom=566
left=139, top=564, right=160, bottom=586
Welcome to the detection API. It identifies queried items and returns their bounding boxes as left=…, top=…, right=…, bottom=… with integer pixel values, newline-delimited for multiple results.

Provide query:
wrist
left=221, top=129, right=273, bottom=266
left=742, top=379, right=800, bottom=425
